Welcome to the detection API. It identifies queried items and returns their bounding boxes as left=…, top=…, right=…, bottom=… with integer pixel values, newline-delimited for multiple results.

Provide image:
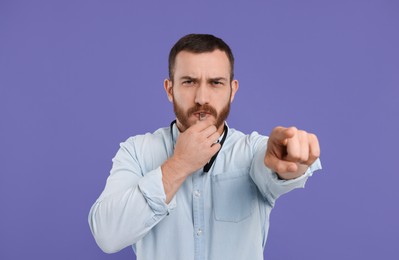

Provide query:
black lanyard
left=169, top=120, right=228, bottom=172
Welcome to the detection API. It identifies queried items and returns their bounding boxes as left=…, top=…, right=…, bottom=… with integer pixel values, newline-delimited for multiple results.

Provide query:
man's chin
left=176, top=116, right=218, bottom=132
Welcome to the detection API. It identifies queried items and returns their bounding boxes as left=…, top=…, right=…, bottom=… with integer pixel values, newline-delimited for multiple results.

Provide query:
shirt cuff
left=265, top=158, right=322, bottom=204
left=270, top=158, right=322, bottom=187
left=138, top=167, right=177, bottom=216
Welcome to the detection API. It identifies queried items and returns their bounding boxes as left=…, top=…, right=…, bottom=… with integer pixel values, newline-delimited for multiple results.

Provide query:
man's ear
left=230, top=79, right=239, bottom=103
left=164, top=79, right=173, bottom=102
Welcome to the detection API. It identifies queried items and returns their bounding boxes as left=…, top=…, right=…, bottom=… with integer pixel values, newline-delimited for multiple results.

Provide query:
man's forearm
left=89, top=185, right=160, bottom=253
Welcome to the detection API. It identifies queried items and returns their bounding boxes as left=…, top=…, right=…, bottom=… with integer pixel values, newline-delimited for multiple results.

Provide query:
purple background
left=1, top=0, right=398, bottom=259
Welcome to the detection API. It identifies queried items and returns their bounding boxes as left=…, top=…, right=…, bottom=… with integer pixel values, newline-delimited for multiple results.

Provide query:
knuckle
left=300, top=154, right=309, bottom=163
left=308, top=133, right=317, bottom=141
left=288, top=152, right=301, bottom=161
left=289, top=126, right=298, bottom=135
left=298, top=130, right=307, bottom=138
left=311, top=149, right=320, bottom=158
left=274, top=126, right=285, bottom=133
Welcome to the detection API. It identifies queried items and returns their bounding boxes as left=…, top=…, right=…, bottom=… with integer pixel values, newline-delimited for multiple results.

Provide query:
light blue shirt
left=89, top=123, right=322, bottom=260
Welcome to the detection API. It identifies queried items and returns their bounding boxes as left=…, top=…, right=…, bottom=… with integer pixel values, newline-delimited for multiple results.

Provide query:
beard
left=173, top=98, right=231, bottom=132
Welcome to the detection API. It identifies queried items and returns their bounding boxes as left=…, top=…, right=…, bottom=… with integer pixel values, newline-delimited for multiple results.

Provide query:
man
left=88, top=34, right=322, bottom=260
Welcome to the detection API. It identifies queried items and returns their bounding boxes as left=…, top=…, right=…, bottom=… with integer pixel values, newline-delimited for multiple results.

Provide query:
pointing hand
left=264, top=126, right=320, bottom=180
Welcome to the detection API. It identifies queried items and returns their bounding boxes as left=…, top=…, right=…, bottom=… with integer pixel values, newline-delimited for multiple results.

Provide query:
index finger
left=271, top=126, right=297, bottom=145
left=189, top=119, right=214, bottom=131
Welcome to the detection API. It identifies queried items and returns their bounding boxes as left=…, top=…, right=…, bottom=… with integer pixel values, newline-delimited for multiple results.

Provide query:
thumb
left=265, top=153, right=298, bottom=174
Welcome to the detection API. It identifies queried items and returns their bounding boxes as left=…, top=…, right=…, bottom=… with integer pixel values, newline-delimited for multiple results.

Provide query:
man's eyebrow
left=179, top=76, right=197, bottom=81
left=208, top=77, right=228, bottom=82
left=178, top=76, right=228, bottom=82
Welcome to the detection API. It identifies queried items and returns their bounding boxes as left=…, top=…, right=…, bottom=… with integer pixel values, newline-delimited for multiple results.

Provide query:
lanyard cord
left=169, top=120, right=228, bottom=173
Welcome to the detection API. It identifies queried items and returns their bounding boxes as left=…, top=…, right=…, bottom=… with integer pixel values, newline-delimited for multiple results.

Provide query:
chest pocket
left=211, top=168, right=256, bottom=222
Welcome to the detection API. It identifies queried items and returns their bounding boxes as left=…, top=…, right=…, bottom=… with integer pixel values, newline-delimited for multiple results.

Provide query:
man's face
left=165, top=50, right=238, bottom=133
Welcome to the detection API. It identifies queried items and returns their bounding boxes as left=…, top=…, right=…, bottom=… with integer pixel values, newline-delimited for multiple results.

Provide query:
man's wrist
left=161, top=157, right=190, bottom=204
left=167, top=156, right=193, bottom=177
left=161, top=157, right=190, bottom=184
left=275, top=164, right=308, bottom=180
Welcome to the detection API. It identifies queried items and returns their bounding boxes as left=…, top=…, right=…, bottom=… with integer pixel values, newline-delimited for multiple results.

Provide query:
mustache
left=187, top=104, right=217, bottom=118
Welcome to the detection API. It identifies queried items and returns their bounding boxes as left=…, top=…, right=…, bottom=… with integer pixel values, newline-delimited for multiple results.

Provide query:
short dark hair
left=168, top=34, right=235, bottom=82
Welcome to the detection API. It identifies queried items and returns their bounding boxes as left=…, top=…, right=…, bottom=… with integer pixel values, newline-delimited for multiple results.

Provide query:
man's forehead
left=174, top=50, right=230, bottom=77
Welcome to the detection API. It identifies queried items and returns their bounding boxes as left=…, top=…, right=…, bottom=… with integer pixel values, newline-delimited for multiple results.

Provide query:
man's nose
left=194, top=83, right=210, bottom=105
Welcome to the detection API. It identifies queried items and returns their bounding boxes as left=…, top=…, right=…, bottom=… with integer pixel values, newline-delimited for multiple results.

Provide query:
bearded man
left=89, top=34, right=322, bottom=260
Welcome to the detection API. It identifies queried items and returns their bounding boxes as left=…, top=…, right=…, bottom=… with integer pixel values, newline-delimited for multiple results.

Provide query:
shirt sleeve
left=88, top=137, right=176, bottom=253
left=249, top=136, right=322, bottom=207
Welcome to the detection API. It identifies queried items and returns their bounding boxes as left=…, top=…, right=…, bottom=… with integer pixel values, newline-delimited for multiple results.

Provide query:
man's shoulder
left=224, top=127, right=268, bottom=155
left=228, top=127, right=268, bottom=143
left=113, top=126, right=170, bottom=168
left=123, top=126, right=170, bottom=145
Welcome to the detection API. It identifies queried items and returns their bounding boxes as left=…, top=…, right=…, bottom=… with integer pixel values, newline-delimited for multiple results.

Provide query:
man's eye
left=212, top=81, right=223, bottom=86
left=182, top=80, right=194, bottom=85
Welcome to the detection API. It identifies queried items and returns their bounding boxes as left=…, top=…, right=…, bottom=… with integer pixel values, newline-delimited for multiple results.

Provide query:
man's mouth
left=193, top=112, right=211, bottom=121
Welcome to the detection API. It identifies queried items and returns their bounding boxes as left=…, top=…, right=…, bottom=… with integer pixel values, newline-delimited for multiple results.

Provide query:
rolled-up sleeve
left=88, top=137, right=176, bottom=253
left=138, top=167, right=177, bottom=225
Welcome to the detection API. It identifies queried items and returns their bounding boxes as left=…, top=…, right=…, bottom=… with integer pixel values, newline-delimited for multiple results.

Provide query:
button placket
left=192, top=171, right=205, bottom=260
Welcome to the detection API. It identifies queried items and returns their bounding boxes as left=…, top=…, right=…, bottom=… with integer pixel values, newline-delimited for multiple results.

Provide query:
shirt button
left=194, top=190, right=201, bottom=198
left=197, top=229, right=202, bottom=236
